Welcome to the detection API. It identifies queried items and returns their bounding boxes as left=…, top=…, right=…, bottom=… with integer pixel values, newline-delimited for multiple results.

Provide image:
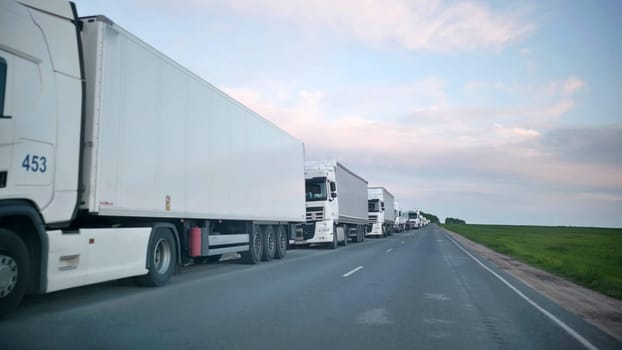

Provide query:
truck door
left=0, top=48, right=55, bottom=203
left=0, top=54, right=11, bottom=188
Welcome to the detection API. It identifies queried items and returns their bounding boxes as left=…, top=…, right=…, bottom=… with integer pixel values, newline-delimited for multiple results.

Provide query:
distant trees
left=445, top=217, right=466, bottom=224
left=420, top=211, right=440, bottom=224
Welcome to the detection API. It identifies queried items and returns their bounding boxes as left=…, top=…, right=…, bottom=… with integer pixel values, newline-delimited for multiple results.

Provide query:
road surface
left=0, top=225, right=619, bottom=349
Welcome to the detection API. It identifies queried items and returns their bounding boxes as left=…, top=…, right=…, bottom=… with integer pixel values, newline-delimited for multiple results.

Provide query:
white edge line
left=343, top=265, right=364, bottom=277
left=442, top=231, right=598, bottom=350
left=386, top=248, right=393, bottom=253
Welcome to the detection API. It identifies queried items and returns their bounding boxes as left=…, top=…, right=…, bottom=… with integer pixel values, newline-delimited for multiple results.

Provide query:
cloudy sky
left=73, top=0, right=622, bottom=227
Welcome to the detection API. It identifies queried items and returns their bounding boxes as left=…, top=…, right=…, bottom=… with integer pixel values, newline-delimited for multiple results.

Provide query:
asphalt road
left=0, top=225, right=620, bottom=349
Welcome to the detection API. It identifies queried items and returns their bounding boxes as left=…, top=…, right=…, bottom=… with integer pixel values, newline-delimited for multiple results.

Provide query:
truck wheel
left=242, top=226, right=263, bottom=264
left=329, top=229, right=338, bottom=249
left=0, top=229, right=29, bottom=317
left=351, top=229, right=359, bottom=243
left=262, top=226, right=276, bottom=262
left=339, top=227, right=347, bottom=246
left=137, top=229, right=177, bottom=287
left=274, top=226, right=287, bottom=259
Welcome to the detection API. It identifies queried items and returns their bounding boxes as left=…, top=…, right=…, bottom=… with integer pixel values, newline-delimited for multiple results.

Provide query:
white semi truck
left=0, top=0, right=306, bottom=316
left=367, top=187, right=395, bottom=237
left=294, top=161, right=368, bottom=248
left=393, top=198, right=406, bottom=232
left=405, top=209, right=422, bottom=229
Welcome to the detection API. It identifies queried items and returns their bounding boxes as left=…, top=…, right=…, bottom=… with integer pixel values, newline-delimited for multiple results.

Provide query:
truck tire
left=241, top=226, right=263, bottom=264
left=339, top=226, right=347, bottom=246
left=274, top=226, right=287, bottom=259
left=329, top=228, right=338, bottom=249
left=351, top=228, right=359, bottom=243
left=137, top=229, right=177, bottom=287
left=0, top=229, right=29, bottom=318
left=262, top=226, right=276, bottom=262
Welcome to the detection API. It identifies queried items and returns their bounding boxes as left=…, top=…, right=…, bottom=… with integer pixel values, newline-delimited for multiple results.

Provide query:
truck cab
left=366, top=187, right=395, bottom=237
left=293, top=160, right=367, bottom=248
left=367, top=197, right=386, bottom=236
left=406, top=210, right=422, bottom=229
left=296, top=169, right=342, bottom=247
left=0, top=0, right=83, bottom=225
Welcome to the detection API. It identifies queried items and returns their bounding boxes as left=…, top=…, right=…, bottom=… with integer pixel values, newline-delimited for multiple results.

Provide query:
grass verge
left=442, top=224, right=622, bottom=300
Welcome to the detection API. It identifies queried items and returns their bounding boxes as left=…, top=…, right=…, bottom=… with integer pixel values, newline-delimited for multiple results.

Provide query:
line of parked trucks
left=0, top=0, right=428, bottom=316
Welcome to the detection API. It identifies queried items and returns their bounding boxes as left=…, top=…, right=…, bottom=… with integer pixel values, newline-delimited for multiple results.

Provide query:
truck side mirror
left=331, top=192, right=337, bottom=198
left=329, top=181, right=336, bottom=192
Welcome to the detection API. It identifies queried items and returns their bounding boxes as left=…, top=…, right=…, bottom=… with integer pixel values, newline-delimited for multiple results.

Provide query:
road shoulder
left=440, top=226, right=622, bottom=343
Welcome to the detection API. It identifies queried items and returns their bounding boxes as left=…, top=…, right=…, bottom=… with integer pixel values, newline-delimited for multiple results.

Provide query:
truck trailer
left=0, top=0, right=306, bottom=316
left=294, top=161, right=368, bottom=248
left=367, top=187, right=395, bottom=237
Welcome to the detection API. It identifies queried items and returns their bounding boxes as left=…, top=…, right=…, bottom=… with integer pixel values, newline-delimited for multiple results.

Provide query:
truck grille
left=368, top=215, right=377, bottom=224
left=306, top=207, right=324, bottom=222
left=301, top=223, right=315, bottom=240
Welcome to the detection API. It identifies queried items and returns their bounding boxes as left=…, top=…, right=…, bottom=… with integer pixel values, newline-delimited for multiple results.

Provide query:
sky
left=73, top=0, right=622, bottom=227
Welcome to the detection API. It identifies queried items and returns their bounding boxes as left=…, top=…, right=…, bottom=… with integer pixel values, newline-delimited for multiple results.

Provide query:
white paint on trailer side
left=333, top=161, right=369, bottom=225
left=79, top=17, right=305, bottom=222
left=208, top=234, right=249, bottom=246
left=443, top=231, right=599, bottom=350
left=46, top=227, right=151, bottom=293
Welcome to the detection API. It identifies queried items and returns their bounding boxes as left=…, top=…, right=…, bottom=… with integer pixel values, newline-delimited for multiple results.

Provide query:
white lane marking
left=443, top=231, right=598, bottom=350
left=386, top=248, right=393, bottom=253
left=343, top=265, right=364, bottom=277
left=424, top=293, right=450, bottom=301
left=356, top=308, right=392, bottom=325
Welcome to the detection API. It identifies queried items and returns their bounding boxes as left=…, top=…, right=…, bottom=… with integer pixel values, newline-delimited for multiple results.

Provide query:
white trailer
left=293, top=161, right=368, bottom=248
left=0, top=0, right=305, bottom=316
left=367, top=187, right=395, bottom=237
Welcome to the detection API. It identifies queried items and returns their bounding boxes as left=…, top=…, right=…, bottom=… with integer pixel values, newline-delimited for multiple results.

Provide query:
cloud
left=562, top=77, right=585, bottom=96
left=494, top=124, right=540, bottom=139
left=173, top=0, right=534, bottom=51
left=224, top=79, right=621, bottom=189
left=536, top=124, right=622, bottom=165
left=544, top=76, right=586, bottom=97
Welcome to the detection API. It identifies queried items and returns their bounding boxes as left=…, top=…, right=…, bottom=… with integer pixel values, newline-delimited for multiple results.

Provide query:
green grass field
left=442, top=224, right=622, bottom=300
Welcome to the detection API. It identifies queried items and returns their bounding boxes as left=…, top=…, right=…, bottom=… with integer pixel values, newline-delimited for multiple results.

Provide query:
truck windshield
left=305, top=179, right=327, bottom=201
left=368, top=199, right=380, bottom=212
left=408, top=212, right=419, bottom=219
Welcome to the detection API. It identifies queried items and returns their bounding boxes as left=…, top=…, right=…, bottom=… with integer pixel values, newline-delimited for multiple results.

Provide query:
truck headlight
left=317, top=222, right=330, bottom=233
